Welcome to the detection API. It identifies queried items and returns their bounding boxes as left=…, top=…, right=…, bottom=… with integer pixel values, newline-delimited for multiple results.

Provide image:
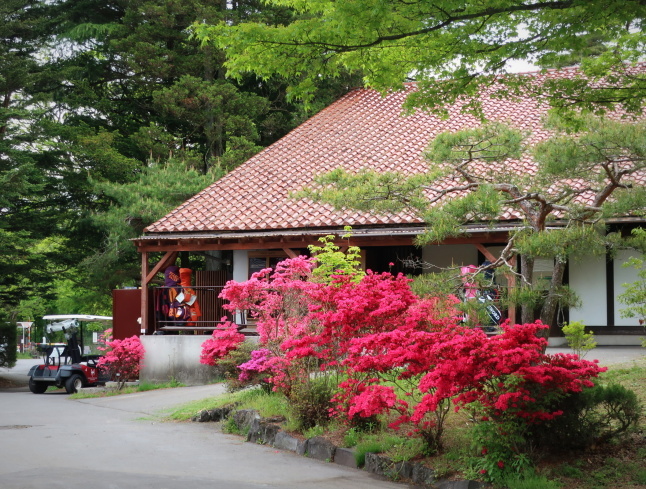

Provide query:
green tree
left=193, top=0, right=646, bottom=117
left=618, top=228, right=646, bottom=332
left=196, top=0, right=646, bottom=332
left=84, top=158, right=217, bottom=292
left=0, top=0, right=69, bottom=310
left=0, top=318, right=18, bottom=368
left=298, top=115, right=646, bottom=333
left=4, top=0, right=361, bottom=316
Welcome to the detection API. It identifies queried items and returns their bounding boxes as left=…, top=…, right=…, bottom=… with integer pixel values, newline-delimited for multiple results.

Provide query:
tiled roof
left=145, top=66, right=644, bottom=234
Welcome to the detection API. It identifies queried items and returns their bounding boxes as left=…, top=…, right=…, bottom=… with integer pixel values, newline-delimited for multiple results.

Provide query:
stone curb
left=195, top=408, right=489, bottom=489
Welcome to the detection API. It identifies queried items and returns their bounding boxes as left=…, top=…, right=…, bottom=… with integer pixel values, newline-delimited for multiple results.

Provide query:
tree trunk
left=538, top=257, right=567, bottom=340
left=520, top=254, right=535, bottom=324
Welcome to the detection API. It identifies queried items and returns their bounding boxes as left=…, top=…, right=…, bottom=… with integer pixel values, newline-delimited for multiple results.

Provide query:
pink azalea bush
left=200, top=321, right=245, bottom=366
left=218, top=256, right=322, bottom=395
left=96, top=328, right=113, bottom=351
left=97, top=335, right=145, bottom=389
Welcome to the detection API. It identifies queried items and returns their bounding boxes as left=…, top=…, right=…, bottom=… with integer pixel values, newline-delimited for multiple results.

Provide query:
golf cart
left=27, top=315, right=112, bottom=394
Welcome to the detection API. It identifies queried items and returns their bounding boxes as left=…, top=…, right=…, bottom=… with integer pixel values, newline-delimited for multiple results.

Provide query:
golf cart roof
left=43, top=315, right=112, bottom=322
left=43, top=315, right=112, bottom=334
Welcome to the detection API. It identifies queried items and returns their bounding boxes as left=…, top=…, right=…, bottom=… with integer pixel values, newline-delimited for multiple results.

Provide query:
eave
left=133, top=223, right=530, bottom=253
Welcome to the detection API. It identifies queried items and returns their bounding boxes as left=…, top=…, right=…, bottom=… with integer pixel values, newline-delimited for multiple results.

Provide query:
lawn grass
left=69, top=379, right=186, bottom=399
left=167, top=386, right=290, bottom=422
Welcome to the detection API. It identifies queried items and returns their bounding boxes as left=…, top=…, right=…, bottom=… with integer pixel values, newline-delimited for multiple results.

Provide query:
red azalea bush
left=200, top=321, right=245, bottom=366
left=204, top=255, right=612, bottom=478
left=334, top=320, right=606, bottom=453
left=97, top=335, right=145, bottom=389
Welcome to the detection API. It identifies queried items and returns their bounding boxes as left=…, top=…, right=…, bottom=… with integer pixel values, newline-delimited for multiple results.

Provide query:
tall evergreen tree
left=3, top=0, right=361, bottom=314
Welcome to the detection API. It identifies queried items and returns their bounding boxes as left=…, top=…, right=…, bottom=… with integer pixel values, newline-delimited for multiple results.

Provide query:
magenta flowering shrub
left=218, top=256, right=323, bottom=394
left=96, top=328, right=113, bottom=352
left=200, top=321, right=245, bottom=366
left=97, top=335, right=145, bottom=389
left=238, top=348, right=272, bottom=381
left=220, top=256, right=318, bottom=347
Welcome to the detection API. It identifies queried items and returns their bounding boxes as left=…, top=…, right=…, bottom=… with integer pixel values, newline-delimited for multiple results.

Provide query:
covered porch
left=133, top=225, right=517, bottom=337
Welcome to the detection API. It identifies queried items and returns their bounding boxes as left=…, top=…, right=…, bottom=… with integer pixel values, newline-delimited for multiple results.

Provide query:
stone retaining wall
left=193, top=408, right=490, bottom=489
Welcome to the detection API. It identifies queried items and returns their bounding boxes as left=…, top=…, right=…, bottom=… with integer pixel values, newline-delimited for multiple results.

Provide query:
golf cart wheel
left=29, top=378, right=48, bottom=394
left=65, top=374, right=84, bottom=394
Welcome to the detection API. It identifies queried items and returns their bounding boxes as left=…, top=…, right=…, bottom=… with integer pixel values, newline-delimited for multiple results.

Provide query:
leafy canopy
left=193, top=0, right=646, bottom=116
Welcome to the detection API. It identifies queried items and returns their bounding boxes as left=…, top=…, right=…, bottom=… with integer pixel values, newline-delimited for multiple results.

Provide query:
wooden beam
left=145, top=251, right=179, bottom=284
left=475, top=243, right=497, bottom=263
left=133, top=231, right=511, bottom=253
left=282, top=247, right=297, bottom=258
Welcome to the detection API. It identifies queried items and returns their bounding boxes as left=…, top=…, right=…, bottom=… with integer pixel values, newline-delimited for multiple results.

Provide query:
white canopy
left=43, top=315, right=112, bottom=334
left=42, top=315, right=112, bottom=322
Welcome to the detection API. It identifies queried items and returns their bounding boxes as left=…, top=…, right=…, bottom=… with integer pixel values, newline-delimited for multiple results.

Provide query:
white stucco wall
left=233, top=249, right=249, bottom=283
left=568, top=255, right=608, bottom=326
left=140, top=335, right=219, bottom=385
left=568, top=250, right=643, bottom=328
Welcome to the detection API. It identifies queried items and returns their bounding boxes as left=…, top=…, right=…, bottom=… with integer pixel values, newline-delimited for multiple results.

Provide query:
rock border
left=193, top=408, right=490, bottom=489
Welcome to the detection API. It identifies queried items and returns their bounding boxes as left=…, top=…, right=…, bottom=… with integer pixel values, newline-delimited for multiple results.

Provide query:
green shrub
left=469, top=420, right=533, bottom=484
left=288, top=378, right=334, bottom=430
left=215, top=341, right=256, bottom=392
left=591, top=382, right=642, bottom=439
left=527, top=382, right=641, bottom=450
left=561, top=321, right=596, bottom=358
left=635, top=468, right=646, bottom=485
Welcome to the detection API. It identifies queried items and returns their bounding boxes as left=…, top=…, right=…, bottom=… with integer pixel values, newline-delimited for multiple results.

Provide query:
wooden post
left=141, top=251, right=149, bottom=334
left=140, top=251, right=179, bottom=334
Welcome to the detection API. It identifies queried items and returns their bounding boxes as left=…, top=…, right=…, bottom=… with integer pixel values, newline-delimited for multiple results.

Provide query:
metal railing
left=152, top=285, right=228, bottom=331
left=151, top=286, right=256, bottom=335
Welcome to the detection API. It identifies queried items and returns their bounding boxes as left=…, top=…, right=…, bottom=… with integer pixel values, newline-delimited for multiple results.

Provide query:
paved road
left=0, top=370, right=408, bottom=489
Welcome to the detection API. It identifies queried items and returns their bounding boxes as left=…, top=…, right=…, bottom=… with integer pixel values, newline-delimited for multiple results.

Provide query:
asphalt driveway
left=0, top=365, right=407, bottom=489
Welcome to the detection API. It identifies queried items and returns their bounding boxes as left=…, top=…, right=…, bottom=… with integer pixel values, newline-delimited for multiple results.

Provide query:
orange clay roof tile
left=146, top=66, right=645, bottom=234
